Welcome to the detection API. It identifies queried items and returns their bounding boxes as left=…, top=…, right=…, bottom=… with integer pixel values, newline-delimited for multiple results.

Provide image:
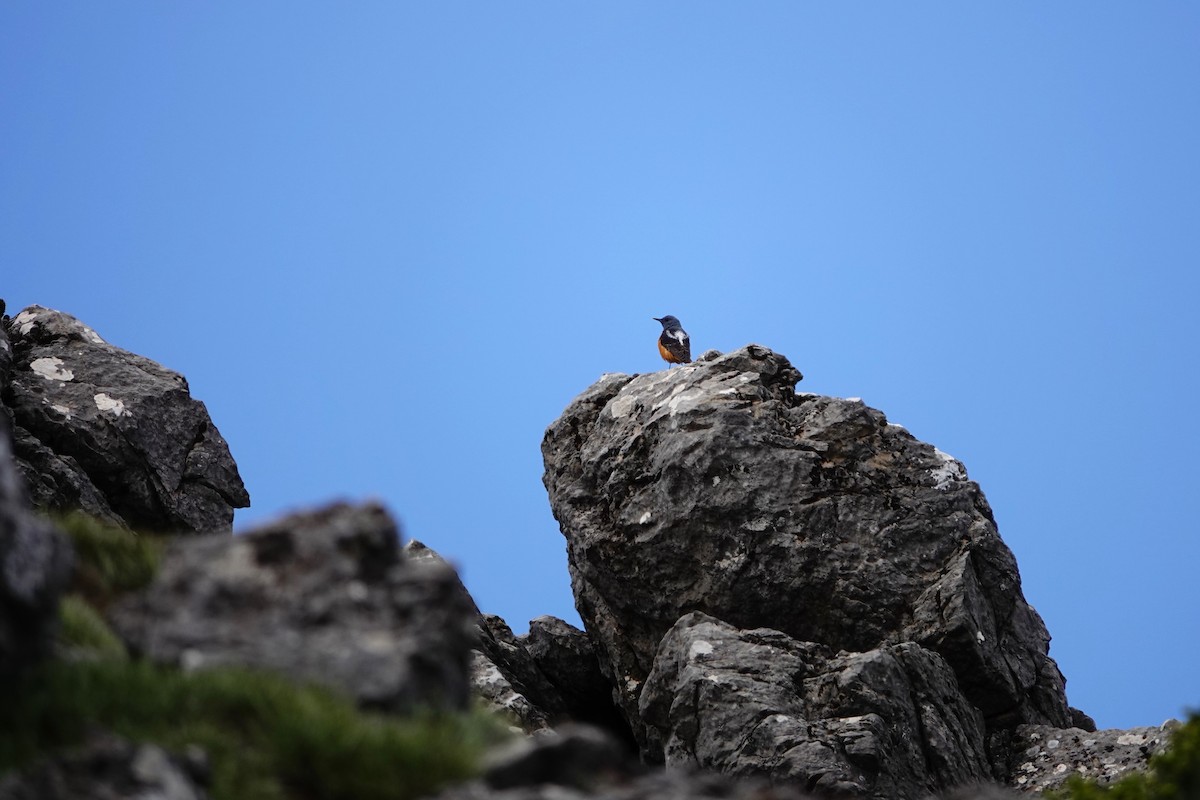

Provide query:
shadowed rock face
left=1, top=305, right=248, bottom=534
left=542, top=346, right=1071, bottom=770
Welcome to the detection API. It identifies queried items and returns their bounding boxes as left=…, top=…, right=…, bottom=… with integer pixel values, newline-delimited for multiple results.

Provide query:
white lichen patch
left=712, top=476, right=721, bottom=487
left=715, top=371, right=757, bottom=395
left=930, top=447, right=967, bottom=490
left=652, top=385, right=707, bottom=416
left=94, top=393, right=131, bottom=417
left=687, top=640, right=714, bottom=659
left=13, top=309, right=40, bottom=336
left=80, top=325, right=105, bottom=344
left=50, top=404, right=73, bottom=420
left=608, top=393, right=638, bottom=419
left=31, top=356, right=74, bottom=382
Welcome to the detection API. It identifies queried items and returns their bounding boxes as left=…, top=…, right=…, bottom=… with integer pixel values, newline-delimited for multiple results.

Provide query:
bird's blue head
left=654, top=315, right=683, bottom=331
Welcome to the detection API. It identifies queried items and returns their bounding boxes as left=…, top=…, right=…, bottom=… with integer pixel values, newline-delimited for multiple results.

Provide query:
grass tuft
left=57, top=594, right=128, bottom=660
left=51, top=511, right=163, bottom=607
left=0, top=658, right=505, bottom=800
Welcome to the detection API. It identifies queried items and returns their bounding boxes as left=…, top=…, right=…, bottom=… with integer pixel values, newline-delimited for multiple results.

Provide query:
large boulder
left=1, top=305, right=248, bottom=534
left=639, top=612, right=993, bottom=798
left=110, top=502, right=476, bottom=712
left=542, top=346, right=1072, bottom=766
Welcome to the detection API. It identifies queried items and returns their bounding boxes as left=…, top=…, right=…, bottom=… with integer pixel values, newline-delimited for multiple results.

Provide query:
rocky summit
left=542, top=345, right=1075, bottom=796
left=0, top=305, right=248, bottom=534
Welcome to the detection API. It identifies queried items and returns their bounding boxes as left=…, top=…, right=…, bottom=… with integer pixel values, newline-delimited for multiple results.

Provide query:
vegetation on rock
left=0, top=513, right=507, bottom=800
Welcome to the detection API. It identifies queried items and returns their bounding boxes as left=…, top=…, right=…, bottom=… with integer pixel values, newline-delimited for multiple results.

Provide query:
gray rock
left=109, top=501, right=476, bottom=711
left=523, top=616, right=632, bottom=744
left=0, top=407, right=73, bottom=678
left=473, top=614, right=567, bottom=732
left=0, top=732, right=208, bottom=800
left=405, top=540, right=570, bottom=732
left=1069, top=707, right=1098, bottom=733
left=541, top=346, right=1071, bottom=747
left=2, top=305, right=248, bottom=534
left=1002, top=721, right=1177, bottom=794
left=639, top=612, right=994, bottom=799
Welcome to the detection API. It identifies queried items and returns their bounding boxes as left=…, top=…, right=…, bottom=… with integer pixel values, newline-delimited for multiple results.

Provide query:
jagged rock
left=0, top=407, right=73, bottom=678
left=1069, top=707, right=1098, bottom=733
left=1001, top=721, right=1178, bottom=794
left=639, top=612, right=993, bottom=799
left=541, top=346, right=1071, bottom=759
left=405, top=540, right=569, bottom=732
left=0, top=732, right=208, bottom=800
left=473, top=614, right=568, bottom=732
left=1, top=305, right=248, bottom=534
left=109, top=502, right=476, bottom=711
left=523, top=616, right=633, bottom=744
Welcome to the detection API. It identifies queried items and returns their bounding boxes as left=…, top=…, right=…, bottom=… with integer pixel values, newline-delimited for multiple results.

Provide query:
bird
left=653, top=315, right=692, bottom=365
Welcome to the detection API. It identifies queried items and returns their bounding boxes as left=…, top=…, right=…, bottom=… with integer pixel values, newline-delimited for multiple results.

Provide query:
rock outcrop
left=0, top=305, right=248, bottom=534
left=542, top=346, right=1073, bottom=796
left=110, top=502, right=476, bottom=712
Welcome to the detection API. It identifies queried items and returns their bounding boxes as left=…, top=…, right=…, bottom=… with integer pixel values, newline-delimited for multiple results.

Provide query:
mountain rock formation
left=540, top=346, right=1077, bottom=797
left=0, top=303, right=1179, bottom=799
left=0, top=305, right=248, bottom=534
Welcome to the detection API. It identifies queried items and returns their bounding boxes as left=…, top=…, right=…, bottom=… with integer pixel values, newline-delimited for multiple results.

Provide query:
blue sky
left=3, top=4, right=1197, bottom=730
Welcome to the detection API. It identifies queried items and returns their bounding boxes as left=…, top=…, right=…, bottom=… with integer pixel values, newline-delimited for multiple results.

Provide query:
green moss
left=1049, top=714, right=1200, bottom=800
left=51, top=511, right=163, bottom=606
left=57, top=594, right=128, bottom=660
left=0, top=658, right=505, bottom=800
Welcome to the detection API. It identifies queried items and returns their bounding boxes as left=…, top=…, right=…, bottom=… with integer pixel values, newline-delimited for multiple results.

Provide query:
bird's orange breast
left=658, top=339, right=684, bottom=363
